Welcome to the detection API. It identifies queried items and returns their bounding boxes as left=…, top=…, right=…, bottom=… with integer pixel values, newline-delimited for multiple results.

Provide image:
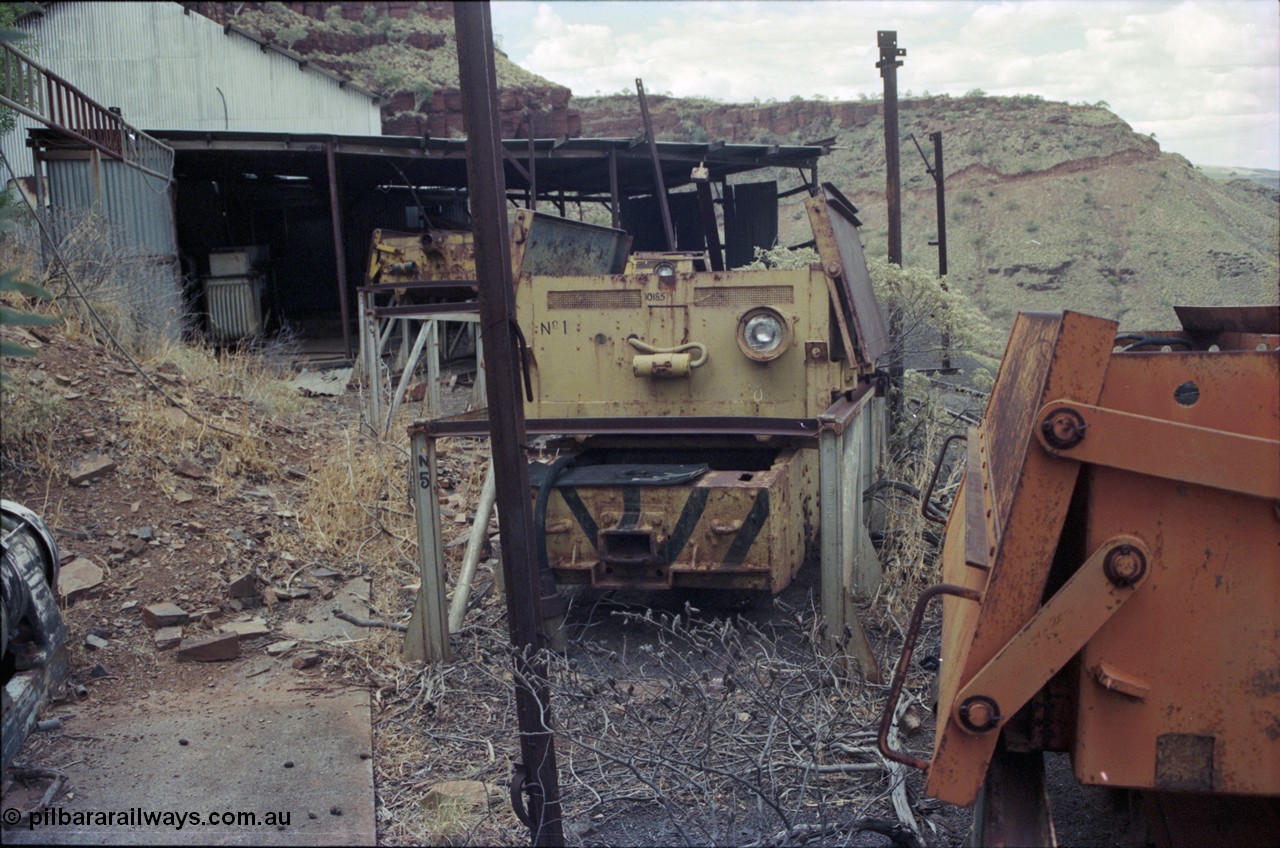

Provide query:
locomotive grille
left=547, top=290, right=643, bottom=310
left=694, top=285, right=794, bottom=308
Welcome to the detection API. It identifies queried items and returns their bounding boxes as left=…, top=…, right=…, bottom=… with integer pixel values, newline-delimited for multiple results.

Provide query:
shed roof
left=142, top=130, right=829, bottom=199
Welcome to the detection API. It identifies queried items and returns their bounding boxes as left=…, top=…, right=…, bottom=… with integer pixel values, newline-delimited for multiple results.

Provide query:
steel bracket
left=950, top=535, right=1150, bottom=737
left=1035, top=400, right=1280, bottom=500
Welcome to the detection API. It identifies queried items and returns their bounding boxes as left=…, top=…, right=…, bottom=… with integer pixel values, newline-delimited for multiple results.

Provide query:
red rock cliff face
left=575, top=97, right=885, bottom=143
left=381, top=86, right=580, bottom=139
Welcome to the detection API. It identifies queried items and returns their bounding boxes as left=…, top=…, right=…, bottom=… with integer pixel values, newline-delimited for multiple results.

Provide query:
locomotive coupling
left=627, top=337, right=708, bottom=379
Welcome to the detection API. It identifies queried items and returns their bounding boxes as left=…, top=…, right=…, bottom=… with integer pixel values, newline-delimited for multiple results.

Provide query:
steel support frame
left=1035, top=400, right=1280, bottom=500
left=951, top=535, right=1148, bottom=737
left=358, top=284, right=485, bottom=433
left=818, top=389, right=885, bottom=682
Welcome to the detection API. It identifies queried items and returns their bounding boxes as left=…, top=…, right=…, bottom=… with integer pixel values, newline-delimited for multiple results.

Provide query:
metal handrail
left=0, top=42, right=173, bottom=181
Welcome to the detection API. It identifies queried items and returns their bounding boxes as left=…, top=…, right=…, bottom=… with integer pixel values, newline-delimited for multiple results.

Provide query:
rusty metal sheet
left=805, top=186, right=890, bottom=372
left=927, top=310, right=1116, bottom=806
left=963, top=431, right=990, bottom=571
left=510, top=208, right=632, bottom=280
left=1174, top=304, right=1280, bottom=335
left=1073, top=462, right=1279, bottom=796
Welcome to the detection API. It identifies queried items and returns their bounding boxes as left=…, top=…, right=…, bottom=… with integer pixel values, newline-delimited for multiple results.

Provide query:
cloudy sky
left=490, top=1, right=1280, bottom=170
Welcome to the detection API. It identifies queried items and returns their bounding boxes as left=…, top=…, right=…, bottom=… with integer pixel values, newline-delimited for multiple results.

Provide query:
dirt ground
left=1, top=319, right=1130, bottom=847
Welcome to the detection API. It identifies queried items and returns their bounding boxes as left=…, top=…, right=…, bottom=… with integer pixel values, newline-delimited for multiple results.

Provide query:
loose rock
left=219, top=618, right=271, bottom=640
left=68, top=455, right=116, bottom=485
left=58, top=557, right=105, bottom=603
left=143, top=602, right=190, bottom=629
left=177, top=632, right=240, bottom=662
left=174, top=459, right=207, bottom=480
left=154, top=626, right=183, bottom=650
left=227, top=572, right=261, bottom=599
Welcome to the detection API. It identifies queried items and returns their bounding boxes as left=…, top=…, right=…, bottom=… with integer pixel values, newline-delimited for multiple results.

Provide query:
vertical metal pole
left=878, top=30, right=906, bottom=424
left=525, top=110, right=537, bottom=210
left=636, top=78, right=676, bottom=251
left=325, top=141, right=353, bottom=359
left=608, top=147, right=620, bottom=230
left=358, top=290, right=381, bottom=431
left=454, top=5, right=564, bottom=845
left=33, top=146, right=49, bottom=273
left=426, top=320, right=441, bottom=415
left=878, top=31, right=905, bottom=267
left=819, top=426, right=845, bottom=644
left=932, top=131, right=948, bottom=278
left=693, top=167, right=724, bottom=272
left=932, top=130, right=952, bottom=370
left=404, top=431, right=451, bottom=663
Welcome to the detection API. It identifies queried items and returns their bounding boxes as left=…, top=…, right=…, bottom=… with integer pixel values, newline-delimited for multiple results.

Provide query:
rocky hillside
left=191, top=1, right=580, bottom=137
left=575, top=92, right=1279, bottom=331
left=207, top=2, right=1278, bottom=334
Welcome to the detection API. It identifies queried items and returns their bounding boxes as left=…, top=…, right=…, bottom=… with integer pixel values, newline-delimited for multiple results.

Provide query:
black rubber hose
left=533, top=455, right=576, bottom=619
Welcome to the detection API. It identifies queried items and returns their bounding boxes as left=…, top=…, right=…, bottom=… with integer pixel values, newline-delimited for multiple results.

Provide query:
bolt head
left=1104, top=544, right=1147, bottom=586
left=1041, top=408, right=1087, bottom=449
left=1050, top=414, right=1078, bottom=441
left=964, top=700, right=992, bottom=727
left=958, top=696, right=1001, bottom=732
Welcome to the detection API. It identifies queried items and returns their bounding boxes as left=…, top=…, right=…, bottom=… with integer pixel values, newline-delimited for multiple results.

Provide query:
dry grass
left=0, top=379, right=68, bottom=476
left=291, top=373, right=979, bottom=845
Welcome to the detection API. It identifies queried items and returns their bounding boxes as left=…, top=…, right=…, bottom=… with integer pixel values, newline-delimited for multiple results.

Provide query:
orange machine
left=880, top=307, right=1279, bottom=846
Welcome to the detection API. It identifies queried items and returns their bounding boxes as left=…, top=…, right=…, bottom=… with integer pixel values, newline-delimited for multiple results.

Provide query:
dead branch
left=332, top=606, right=408, bottom=631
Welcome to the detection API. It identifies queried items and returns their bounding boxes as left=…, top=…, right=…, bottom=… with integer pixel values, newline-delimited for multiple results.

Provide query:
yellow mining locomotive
left=509, top=184, right=889, bottom=596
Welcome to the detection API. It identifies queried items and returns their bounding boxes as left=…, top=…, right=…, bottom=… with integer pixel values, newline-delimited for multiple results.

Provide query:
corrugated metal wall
left=2, top=1, right=382, bottom=181
left=43, top=154, right=185, bottom=340
left=45, top=157, right=176, bottom=258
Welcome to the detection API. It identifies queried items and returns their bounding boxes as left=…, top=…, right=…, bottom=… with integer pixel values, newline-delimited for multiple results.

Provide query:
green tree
left=0, top=4, right=39, bottom=138
left=0, top=8, right=57, bottom=382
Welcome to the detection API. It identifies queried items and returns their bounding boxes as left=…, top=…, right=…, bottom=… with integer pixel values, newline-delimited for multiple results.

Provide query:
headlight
left=654, top=261, right=676, bottom=283
left=737, top=307, right=791, bottom=362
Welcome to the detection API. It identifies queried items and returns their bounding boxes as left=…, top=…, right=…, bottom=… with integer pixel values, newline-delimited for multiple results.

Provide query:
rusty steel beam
left=325, top=142, right=353, bottom=359
left=878, top=31, right=906, bottom=423
left=693, top=165, right=725, bottom=271
left=413, top=414, right=829, bottom=441
left=636, top=78, right=677, bottom=251
left=452, top=4, right=564, bottom=844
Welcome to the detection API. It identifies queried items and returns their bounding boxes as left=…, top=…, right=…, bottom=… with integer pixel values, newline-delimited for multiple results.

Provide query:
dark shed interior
left=32, top=129, right=828, bottom=357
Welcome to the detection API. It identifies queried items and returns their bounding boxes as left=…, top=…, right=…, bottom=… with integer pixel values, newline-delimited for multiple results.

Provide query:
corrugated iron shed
left=2, top=1, right=382, bottom=181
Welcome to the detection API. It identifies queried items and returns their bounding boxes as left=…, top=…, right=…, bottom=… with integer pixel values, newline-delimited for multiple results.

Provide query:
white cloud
left=490, top=0, right=1280, bottom=168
